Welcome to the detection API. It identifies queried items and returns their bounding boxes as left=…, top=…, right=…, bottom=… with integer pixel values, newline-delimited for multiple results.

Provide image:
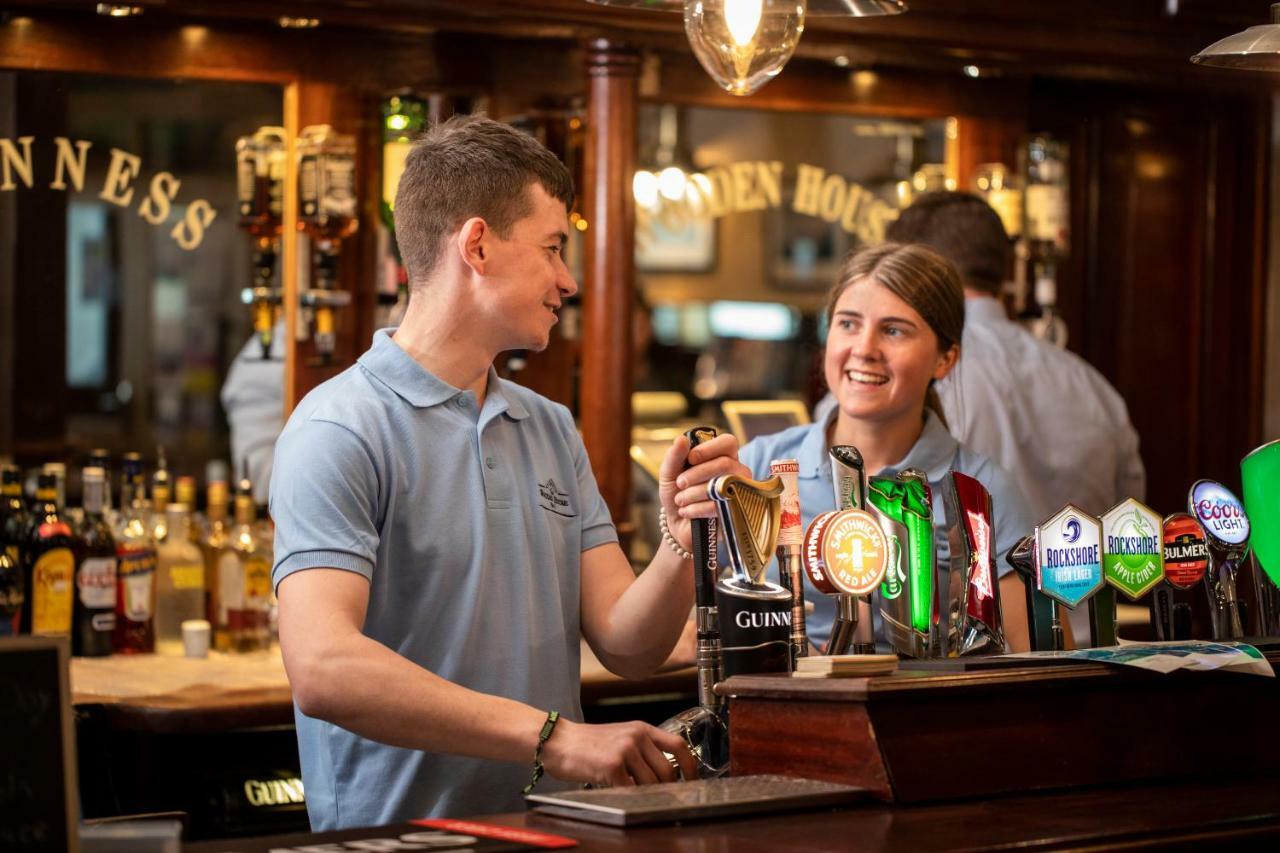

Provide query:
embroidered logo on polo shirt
left=538, top=479, right=577, bottom=517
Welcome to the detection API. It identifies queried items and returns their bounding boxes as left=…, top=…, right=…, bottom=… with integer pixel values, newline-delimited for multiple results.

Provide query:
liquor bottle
left=151, top=448, right=172, bottom=545
left=299, top=124, right=359, bottom=361
left=74, top=467, right=117, bottom=656
left=202, top=480, right=231, bottom=631
left=155, top=503, right=206, bottom=656
left=114, top=455, right=156, bottom=654
left=175, top=475, right=203, bottom=543
left=218, top=477, right=272, bottom=652
left=22, top=473, right=75, bottom=637
left=88, top=449, right=115, bottom=527
left=1021, top=134, right=1070, bottom=345
left=0, top=464, right=30, bottom=634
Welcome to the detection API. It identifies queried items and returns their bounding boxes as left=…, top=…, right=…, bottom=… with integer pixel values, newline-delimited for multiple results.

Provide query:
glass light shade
left=1191, top=5, right=1280, bottom=70
left=684, top=0, right=807, bottom=96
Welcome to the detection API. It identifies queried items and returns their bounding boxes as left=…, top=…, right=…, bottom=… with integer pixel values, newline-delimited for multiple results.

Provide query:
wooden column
left=581, top=40, right=640, bottom=527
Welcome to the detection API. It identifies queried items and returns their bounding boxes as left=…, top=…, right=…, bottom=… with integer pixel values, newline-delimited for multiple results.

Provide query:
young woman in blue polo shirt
left=737, top=242, right=1035, bottom=651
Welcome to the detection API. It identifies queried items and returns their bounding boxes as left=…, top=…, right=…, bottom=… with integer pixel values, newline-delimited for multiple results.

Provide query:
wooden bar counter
left=721, top=654, right=1280, bottom=804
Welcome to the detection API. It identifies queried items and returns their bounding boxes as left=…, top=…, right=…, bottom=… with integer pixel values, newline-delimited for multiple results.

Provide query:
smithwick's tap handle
left=771, top=458, right=808, bottom=664
left=828, top=445, right=876, bottom=655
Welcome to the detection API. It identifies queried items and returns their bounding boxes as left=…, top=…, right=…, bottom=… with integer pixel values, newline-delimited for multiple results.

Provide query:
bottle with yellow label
left=0, top=464, right=30, bottom=635
left=218, top=477, right=272, bottom=652
left=155, top=503, right=206, bottom=655
left=203, top=480, right=232, bottom=647
left=22, top=472, right=75, bottom=637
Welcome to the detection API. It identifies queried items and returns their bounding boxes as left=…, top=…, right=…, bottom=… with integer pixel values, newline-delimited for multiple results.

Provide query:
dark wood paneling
left=1034, top=82, right=1268, bottom=516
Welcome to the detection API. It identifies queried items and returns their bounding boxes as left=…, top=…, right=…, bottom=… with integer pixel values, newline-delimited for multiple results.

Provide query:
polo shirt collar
left=799, top=405, right=956, bottom=482
left=965, top=295, right=1009, bottom=328
left=357, top=328, right=528, bottom=420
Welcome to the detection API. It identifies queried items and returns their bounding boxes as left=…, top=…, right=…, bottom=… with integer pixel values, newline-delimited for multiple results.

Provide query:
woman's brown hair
left=825, top=242, right=965, bottom=427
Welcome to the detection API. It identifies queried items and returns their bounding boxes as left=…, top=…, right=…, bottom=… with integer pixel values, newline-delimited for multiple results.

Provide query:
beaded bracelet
left=658, top=507, right=694, bottom=560
left=521, top=710, right=560, bottom=796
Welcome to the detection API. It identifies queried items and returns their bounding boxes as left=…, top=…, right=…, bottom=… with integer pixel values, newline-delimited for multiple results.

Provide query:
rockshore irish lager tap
left=827, top=446, right=875, bottom=655
left=1098, top=498, right=1164, bottom=647
left=771, top=459, right=808, bottom=664
left=1036, top=505, right=1104, bottom=646
left=1154, top=513, right=1209, bottom=641
left=709, top=473, right=792, bottom=678
left=944, top=472, right=1004, bottom=656
left=1190, top=479, right=1251, bottom=640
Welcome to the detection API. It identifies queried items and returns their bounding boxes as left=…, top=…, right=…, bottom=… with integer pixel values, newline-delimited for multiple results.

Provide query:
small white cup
left=182, top=619, right=212, bottom=659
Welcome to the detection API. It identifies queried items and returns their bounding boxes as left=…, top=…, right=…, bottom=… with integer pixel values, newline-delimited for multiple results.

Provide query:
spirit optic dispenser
left=297, top=124, right=357, bottom=363
left=235, top=127, right=287, bottom=359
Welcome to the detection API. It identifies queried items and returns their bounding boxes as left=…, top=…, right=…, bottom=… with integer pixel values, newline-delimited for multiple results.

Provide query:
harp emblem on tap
left=709, top=474, right=784, bottom=587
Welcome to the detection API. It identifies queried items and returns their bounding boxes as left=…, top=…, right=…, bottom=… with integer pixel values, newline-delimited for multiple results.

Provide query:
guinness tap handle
left=683, top=427, right=721, bottom=712
left=684, top=427, right=719, bottom=608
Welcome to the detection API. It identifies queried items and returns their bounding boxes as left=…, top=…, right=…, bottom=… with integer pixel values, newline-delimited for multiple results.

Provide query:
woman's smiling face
left=824, top=275, right=958, bottom=426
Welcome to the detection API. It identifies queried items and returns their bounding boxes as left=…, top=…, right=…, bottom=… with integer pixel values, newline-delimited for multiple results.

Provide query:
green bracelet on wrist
left=521, top=710, right=560, bottom=796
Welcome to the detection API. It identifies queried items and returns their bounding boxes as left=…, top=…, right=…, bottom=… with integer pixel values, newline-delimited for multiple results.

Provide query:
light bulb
left=684, top=0, right=807, bottom=97
left=725, top=0, right=763, bottom=46
left=658, top=166, right=688, bottom=201
left=633, top=170, right=660, bottom=209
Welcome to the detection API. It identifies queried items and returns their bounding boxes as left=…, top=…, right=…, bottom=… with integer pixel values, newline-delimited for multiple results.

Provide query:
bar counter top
left=186, top=776, right=1280, bottom=851
left=70, top=642, right=697, bottom=732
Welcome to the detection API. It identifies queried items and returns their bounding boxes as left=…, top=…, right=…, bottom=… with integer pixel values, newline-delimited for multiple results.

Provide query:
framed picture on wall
left=636, top=209, right=717, bottom=273
left=722, top=399, right=811, bottom=445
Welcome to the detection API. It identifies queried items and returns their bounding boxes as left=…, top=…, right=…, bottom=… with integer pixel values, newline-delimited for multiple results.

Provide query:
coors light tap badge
left=1190, top=480, right=1250, bottom=552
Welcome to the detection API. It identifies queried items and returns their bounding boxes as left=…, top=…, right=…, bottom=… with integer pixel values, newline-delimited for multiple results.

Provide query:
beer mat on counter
left=792, top=653, right=899, bottom=677
left=183, top=819, right=577, bottom=852
left=1003, top=640, right=1275, bottom=676
left=525, top=774, right=869, bottom=826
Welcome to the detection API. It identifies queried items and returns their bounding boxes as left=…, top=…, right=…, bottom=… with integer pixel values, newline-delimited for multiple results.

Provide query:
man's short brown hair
left=884, top=191, right=1009, bottom=296
left=393, top=114, right=575, bottom=289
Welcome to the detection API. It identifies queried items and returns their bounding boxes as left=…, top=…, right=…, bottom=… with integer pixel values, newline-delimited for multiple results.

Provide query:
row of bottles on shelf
left=0, top=450, right=273, bottom=657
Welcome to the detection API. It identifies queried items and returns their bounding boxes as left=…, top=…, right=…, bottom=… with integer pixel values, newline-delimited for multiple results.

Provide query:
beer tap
left=826, top=446, right=876, bottom=655
left=657, top=427, right=729, bottom=779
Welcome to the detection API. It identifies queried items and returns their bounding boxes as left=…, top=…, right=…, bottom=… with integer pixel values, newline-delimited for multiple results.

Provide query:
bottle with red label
left=114, top=453, right=156, bottom=653
left=75, top=467, right=117, bottom=656
left=0, top=464, right=29, bottom=635
left=220, top=474, right=272, bottom=652
left=22, top=472, right=75, bottom=637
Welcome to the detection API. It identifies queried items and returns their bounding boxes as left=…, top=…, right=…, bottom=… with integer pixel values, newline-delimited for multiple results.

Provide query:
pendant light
left=587, top=0, right=907, bottom=96
left=1191, top=3, right=1280, bottom=70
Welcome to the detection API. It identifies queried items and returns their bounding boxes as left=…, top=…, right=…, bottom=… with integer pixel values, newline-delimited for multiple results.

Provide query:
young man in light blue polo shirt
left=270, top=115, right=745, bottom=830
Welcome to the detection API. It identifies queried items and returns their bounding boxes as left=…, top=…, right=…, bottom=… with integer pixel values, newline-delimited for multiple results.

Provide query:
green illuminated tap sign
left=1101, top=498, right=1166, bottom=600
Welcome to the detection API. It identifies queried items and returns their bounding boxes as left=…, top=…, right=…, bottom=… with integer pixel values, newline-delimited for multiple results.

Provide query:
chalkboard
left=0, top=637, right=79, bottom=852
